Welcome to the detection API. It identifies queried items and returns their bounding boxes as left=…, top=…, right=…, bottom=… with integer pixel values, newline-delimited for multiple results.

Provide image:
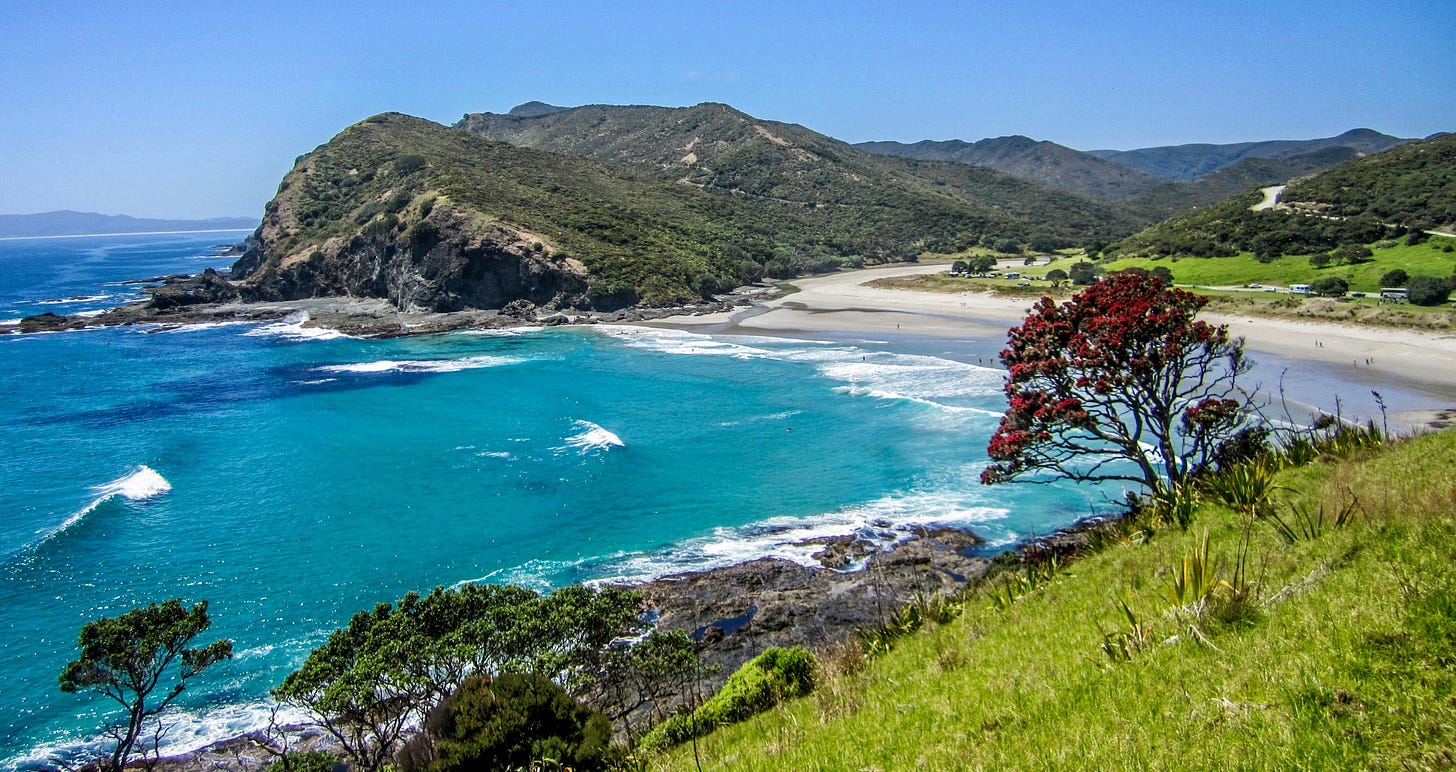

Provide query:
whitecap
left=36, top=294, right=113, bottom=305
left=32, top=466, right=172, bottom=547
left=147, top=320, right=254, bottom=334
left=558, top=420, right=624, bottom=454
left=454, top=325, right=545, bottom=337
left=241, top=312, right=349, bottom=342
left=314, top=354, right=520, bottom=375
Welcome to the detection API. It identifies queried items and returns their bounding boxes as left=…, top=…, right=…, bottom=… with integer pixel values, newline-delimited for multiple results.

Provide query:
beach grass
left=647, top=428, right=1456, bottom=770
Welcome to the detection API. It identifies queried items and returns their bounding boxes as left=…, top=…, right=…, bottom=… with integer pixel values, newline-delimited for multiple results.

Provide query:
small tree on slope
left=59, top=599, right=233, bottom=772
left=982, top=272, right=1252, bottom=496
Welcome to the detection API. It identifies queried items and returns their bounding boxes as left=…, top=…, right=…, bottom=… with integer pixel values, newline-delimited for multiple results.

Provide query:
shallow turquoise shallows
left=1, top=234, right=1430, bottom=768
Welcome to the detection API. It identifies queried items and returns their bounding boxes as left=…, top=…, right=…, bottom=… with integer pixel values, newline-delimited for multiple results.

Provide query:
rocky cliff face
left=234, top=199, right=588, bottom=313
left=230, top=115, right=594, bottom=313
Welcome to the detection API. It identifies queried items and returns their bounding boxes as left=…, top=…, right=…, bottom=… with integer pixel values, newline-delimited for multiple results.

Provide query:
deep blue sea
left=0, top=233, right=1439, bottom=768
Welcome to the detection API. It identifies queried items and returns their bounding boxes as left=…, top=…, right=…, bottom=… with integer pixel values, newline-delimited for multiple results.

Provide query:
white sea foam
left=559, top=420, right=624, bottom=454
left=7, top=699, right=315, bottom=772
left=314, top=354, right=520, bottom=375
left=36, top=294, right=113, bottom=305
left=32, top=466, right=172, bottom=547
left=242, top=312, right=349, bottom=342
left=146, top=320, right=253, bottom=334
left=609, top=327, right=1004, bottom=412
left=454, top=325, right=545, bottom=337
left=479, top=478, right=1012, bottom=589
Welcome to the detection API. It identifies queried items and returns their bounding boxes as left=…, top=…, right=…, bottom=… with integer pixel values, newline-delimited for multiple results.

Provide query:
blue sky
left=1, top=0, right=1450, bottom=219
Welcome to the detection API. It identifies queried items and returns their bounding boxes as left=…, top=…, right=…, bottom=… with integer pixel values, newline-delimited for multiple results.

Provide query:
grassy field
left=878, top=239, right=1456, bottom=331
left=648, top=429, right=1456, bottom=770
left=1072, top=236, right=1456, bottom=294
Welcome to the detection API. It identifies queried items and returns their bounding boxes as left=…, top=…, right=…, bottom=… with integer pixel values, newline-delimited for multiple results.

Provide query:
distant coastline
left=0, top=227, right=254, bottom=242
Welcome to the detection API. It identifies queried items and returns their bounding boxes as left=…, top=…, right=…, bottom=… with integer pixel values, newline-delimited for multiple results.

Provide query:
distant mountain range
left=1088, top=129, right=1411, bottom=181
left=853, top=136, right=1168, bottom=200
left=0, top=210, right=257, bottom=239
left=854, top=130, right=1413, bottom=215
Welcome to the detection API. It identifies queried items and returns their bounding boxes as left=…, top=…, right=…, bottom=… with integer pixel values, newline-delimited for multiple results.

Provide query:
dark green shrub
left=996, top=239, right=1022, bottom=254
left=640, top=646, right=816, bottom=751
left=407, top=221, right=440, bottom=252
left=1310, top=276, right=1348, bottom=297
left=1308, top=253, right=1332, bottom=268
left=394, top=154, right=428, bottom=174
left=399, top=673, right=614, bottom=772
left=264, top=751, right=338, bottom=772
left=1408, top=274, right=1452, bottom=306
left=1068, top=261, right=1102, bottom=285
left=1380, top=268, right=1410, bottom=288
left=385, top=189, right=413, bottom=213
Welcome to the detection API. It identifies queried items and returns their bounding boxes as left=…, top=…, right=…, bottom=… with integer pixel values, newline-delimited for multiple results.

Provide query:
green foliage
left=264, top=750, right=338, bottom=772
left=639, top=647, right=815, bottom=752
left=1199, top=458, right=1285, bottom=518
left=58, top=600, right=233, bottom=772
left=650, top=430, right=1456, bottom=769
left=1044, top=267, right=1069, bottom=286
left=399, top=672, right=614, bottom=772
left=1408, top=274, right=1453, bottom=306
left=1099, top=598, right=1156, bottom=662
left=1066, top=260, right=1102, bottom=284
left=274, top=583, right=640, bottom=771
left=1265, top=494, right=1360, bottom=544
left=1309, top=275, right=1348, bottom=297
left=1380, top=268, right=1409, bottom=287
left=1112, top=135, right=1456, bottom=261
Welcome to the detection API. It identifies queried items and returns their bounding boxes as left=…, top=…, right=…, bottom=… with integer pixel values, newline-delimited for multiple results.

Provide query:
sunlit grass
left=649, top=429, right=1456, bottom=770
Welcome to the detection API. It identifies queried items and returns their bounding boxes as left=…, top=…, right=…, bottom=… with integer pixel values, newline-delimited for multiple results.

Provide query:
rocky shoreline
left=144, top=515, right=1125, bottom=771
left=2, top=268, right=785, bottom=338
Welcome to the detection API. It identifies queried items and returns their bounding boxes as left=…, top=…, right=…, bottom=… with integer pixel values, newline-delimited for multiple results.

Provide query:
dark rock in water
left=633, top=526, right=987, bottom=690
left=144, top=268, right=241, bottom=309
left=18, top=311, right=83, bottom=333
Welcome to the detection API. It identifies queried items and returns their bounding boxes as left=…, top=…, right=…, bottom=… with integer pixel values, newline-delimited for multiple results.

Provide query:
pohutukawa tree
left=981, top=272, right=1252, bottom=495
left=58, top=599, right=233, bottom=772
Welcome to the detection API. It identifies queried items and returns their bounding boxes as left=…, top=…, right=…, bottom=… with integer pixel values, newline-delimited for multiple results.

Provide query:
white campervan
left=1290, top=284, right=1311, bottom=295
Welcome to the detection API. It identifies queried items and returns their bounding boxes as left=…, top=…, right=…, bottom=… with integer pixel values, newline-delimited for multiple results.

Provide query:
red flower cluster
left=983, top=272, right=1249, bottom=493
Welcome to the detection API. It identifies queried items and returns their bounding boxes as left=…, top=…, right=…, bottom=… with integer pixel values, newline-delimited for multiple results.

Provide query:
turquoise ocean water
left=0, top=234, right=1438, bottom=767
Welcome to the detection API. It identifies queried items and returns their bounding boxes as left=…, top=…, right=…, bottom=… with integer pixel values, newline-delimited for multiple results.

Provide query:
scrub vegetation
left=648, top=425, right=1456, bottom=770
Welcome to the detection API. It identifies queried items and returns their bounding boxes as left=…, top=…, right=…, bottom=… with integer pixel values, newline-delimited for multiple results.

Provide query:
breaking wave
left=558, top=420, right=624, bottom=454
left=30, top=466, right=172, bottom=549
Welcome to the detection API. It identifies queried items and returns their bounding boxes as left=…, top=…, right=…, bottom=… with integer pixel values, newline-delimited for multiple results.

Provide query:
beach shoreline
left=644, top=263, right=1456, bottom=430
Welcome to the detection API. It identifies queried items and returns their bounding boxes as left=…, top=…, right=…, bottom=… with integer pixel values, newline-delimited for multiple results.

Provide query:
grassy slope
left=1094, top=238, right=1456, bottom=292
left=652, top=430, right=1456, bottom=770
left=456, top=103, right=1143, bottom=247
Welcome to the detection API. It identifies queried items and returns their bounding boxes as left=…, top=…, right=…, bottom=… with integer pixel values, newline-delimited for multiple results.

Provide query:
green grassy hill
left=649, top=428, right=1456, bottom=770
left=853, top=135, right=1168, bottom=200
left=455, top=103, right=1143, bottom=250
left=1110, top=134, right=1456, bottom=261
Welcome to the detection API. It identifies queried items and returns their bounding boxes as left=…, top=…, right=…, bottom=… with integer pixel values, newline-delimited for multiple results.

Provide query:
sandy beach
left=650, top=263, right=1456, bottom=429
